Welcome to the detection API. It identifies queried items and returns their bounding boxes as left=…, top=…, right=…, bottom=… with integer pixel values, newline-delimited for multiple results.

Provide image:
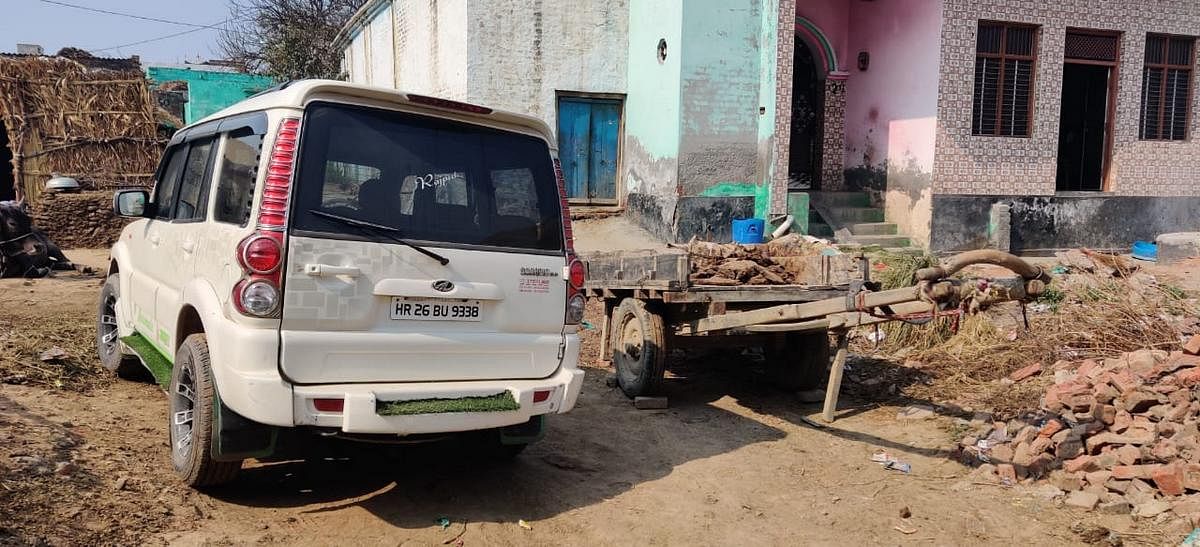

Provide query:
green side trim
left=121, top=333, right=173, bottom=388
left=377, top=392, right=520, bottom=416
left=136, top=310, right=153, bottom=332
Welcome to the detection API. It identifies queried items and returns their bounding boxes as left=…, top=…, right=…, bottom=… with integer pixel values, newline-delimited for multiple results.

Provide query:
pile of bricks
left=967, top=335, right=1200, bottom=520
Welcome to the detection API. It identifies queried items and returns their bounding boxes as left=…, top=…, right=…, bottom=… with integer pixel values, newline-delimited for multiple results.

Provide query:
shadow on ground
left=204, top=345, right=962, bottom=530
left=203, top=366, right=786, bottom=528
left=663, top=347, right=960, bottom=460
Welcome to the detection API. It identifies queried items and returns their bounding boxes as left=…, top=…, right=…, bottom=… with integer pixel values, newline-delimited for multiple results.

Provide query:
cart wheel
left=611, top=298, right=667, bottom=398
left=764, top=333, right=831, bottom=391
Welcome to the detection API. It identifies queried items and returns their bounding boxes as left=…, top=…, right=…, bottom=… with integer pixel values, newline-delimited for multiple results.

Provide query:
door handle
left=148, top=234, right=161, bottom=246
left=181, top=240, right=196, bottom=254
left=305, top=264, right=361, bottom=277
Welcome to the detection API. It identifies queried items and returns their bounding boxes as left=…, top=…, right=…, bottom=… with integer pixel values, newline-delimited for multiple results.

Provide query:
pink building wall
left=784, top=0, right=943, bottom=245
left=843, top=0, right=942, bottom=172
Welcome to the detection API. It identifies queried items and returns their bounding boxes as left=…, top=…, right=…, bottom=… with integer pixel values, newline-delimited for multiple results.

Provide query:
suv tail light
left=554, top=159, right=585, bottom=325
left=233, top=117, right=300, bottom=318
left=552, top=159, right=575, bottom=254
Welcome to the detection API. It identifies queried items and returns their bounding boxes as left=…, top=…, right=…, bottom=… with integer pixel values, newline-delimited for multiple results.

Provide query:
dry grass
left=0, top=277, right=108, bottom=391
left=868, top=251, right=956, bottom=352
left=859, top=257, right=1199, bottom=415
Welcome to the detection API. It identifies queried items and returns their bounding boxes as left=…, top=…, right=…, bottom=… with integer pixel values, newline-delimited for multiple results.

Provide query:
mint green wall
left=624, top=0, right=682, bottom=161
left=676, top=0, right=763, bottom=196
left=146, top=67, right=274, bottom=124
left=622, top=0, right=684, bottom=234
left=756, top=0, right=779, bottom=187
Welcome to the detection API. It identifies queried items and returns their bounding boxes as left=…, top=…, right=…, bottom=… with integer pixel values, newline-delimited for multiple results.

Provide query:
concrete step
left=849, top=234, right=911, bottom=247
left=825, top=207, right=885, bottom=224
left=808, top=191, right=871, bottom=208
left=848, top=222, right=897, bottom=236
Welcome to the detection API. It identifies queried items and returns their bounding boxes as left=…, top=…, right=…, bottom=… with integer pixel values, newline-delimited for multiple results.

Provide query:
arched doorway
left=788, top=39, right=824, bottom=190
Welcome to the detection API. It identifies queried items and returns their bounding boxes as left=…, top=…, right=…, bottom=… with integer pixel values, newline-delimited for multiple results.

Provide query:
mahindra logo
left=432, top=280, right=455, bottom=293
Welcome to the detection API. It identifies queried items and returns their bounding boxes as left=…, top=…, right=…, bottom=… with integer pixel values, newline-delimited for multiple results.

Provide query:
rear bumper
left=290, top=364, right=584, bottom=434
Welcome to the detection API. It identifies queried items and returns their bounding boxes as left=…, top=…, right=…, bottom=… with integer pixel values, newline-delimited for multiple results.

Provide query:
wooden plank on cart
left=662, top=287, right=846, bottom=303
left=582, top=249, right=689, bottom=290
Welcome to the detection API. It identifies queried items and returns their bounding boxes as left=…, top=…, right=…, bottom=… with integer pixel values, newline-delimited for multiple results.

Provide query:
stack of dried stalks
left=0, top=56, right=161, bottom=200
left=871, top=251, right=956, bottom=352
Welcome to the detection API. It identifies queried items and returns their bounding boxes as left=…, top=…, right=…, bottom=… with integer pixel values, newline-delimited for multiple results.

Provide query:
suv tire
left=96, top=274, right=142, bottom=378
left=170, top=334, right=241, bottom=487
left=764, top=333, right=831, bottom=391
left=611, top=298, right=667, bottom=398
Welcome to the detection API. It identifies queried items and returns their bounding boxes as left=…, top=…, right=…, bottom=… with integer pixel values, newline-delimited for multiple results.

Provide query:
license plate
left=390, top=298, right=483, bottom=321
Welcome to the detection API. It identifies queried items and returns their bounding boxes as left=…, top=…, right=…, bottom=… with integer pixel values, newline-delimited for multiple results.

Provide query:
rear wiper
left=307, top=209, right=450, bottom=266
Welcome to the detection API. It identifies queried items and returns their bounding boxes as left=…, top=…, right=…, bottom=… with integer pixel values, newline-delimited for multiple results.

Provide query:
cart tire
left=611, top=298, right=667, bottom=398
left=765, top=333, right=831, bottom=391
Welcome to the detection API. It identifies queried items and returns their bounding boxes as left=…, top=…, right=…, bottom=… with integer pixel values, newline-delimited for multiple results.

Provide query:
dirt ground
left=0, top=250, right=1191, bottom=546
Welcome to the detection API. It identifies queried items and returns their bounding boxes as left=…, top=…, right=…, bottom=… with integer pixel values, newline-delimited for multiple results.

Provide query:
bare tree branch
left=218, top=0, right=364, bottom=80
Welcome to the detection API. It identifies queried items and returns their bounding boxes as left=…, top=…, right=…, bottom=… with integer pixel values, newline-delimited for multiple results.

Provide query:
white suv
left=99, top=81, right=586, bottom=487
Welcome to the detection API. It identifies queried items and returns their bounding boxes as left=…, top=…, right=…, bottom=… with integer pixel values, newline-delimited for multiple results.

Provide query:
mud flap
left=499, top=415, right=545, bottom=445
left=212, top=393, right=277, bottom=462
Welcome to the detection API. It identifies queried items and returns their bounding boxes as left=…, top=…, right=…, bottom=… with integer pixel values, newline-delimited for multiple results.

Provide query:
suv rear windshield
left=292, top=102, right=564, bottom=252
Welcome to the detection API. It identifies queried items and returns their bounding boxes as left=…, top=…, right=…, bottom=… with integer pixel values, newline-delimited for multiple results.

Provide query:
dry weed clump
left=861, top=254, right=1198, bottom=414
left=0, top=282, right=107, bottom=391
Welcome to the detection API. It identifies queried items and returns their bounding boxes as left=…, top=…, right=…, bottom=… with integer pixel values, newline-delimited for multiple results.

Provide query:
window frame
left=151, top=143, right=187, bottom=221
left=1140, top=33, right=1196, bottom=141
left=171, top=136, right=219, bottom=224
left=212, top=127, right=266, bottom=227
left=972, top=21, right=1040, bottom=138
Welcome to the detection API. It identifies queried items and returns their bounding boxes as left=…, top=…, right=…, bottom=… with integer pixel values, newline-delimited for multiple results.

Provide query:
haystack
left=0, top=54, right=161, bottom=201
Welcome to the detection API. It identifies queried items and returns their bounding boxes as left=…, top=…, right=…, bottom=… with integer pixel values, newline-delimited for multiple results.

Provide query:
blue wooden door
left=557, top=97, right=620, bottom=202
left=588, top=102, right=620, bottom=201
left=557, top=99, right=592, bottom=200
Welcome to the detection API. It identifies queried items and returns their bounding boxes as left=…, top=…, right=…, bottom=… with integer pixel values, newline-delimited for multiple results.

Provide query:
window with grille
left=1140, top=34, right=1194, bottom=141
left=972, top=22, right=1038, bottom=137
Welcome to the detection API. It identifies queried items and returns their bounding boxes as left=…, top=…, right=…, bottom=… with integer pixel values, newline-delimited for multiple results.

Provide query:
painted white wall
left=392, top=0, right=469, bottom=98
left=343, top=0, right=627, bottom=130
left=466, top=0, right=628, bottom=130
left=349, top=32, right=368, bottom=85
left=368, top=3, right=395, bottom=87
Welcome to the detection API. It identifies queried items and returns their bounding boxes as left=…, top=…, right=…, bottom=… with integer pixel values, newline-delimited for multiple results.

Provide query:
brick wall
left=935, top=0, right=1200, bottom=197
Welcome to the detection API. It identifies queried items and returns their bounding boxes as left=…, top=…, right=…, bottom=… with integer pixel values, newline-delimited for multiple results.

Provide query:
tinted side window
left=214, top=129, right=264, bottom=225
left=154, top=145, right=188, bottom=220
left=175, top=138, right=216, bottom=221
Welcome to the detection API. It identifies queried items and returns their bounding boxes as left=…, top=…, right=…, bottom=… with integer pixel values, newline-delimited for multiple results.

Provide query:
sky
left=2, top=0, right=233, bottom=64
